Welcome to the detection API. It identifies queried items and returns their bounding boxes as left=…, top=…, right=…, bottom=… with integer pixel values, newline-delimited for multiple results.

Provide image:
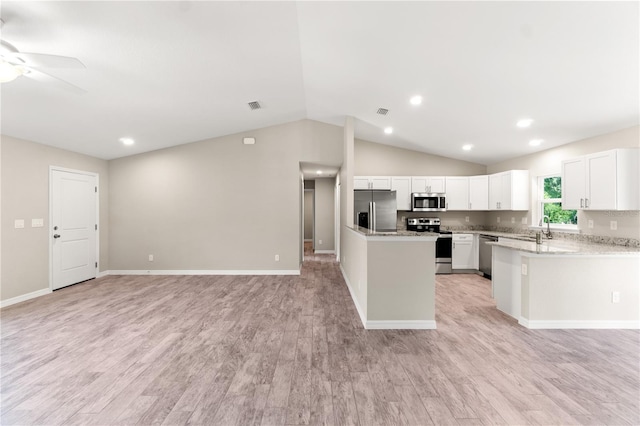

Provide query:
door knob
left=53, top=234, right=61, bottom=239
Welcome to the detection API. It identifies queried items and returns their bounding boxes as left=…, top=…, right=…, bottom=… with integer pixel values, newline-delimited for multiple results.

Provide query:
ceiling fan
left=0, top=20, right=86, bottom=93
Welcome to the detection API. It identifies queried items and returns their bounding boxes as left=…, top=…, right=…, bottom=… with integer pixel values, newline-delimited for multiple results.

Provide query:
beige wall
left=303, top=190, right=313, bottom=240
left=355, top=138, right=486, bottom=176
left=314, top=178, right=335, bottom=251
left=1, top=135, right=109, bottom=302
left=108, top=119, right=343, bottom=272
left=488, top=126, right=640, bottom=238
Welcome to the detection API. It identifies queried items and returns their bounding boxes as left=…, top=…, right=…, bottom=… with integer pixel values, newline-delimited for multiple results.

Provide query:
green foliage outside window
left=542, top=177, right=577, bottom=225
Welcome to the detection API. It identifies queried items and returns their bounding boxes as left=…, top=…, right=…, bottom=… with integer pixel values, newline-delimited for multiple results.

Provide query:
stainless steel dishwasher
left=479, top=235, right=498, bottom=278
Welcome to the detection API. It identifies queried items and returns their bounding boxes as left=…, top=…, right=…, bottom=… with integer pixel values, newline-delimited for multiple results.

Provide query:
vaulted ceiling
left=1, top=1, right=638, bottom=164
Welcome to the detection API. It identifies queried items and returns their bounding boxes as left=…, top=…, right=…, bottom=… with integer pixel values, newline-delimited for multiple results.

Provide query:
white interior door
left=51, top=169, right=98, bottom=290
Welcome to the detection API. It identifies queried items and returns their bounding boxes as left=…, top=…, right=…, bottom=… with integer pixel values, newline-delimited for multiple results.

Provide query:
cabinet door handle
left=585, top=198, right=589, bottom=208
left=453, top=242, right=456, bottom=249
left=580, top=198, right=584, bottom=208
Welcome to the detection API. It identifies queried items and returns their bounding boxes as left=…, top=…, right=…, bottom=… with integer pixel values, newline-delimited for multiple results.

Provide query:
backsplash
left=396, top=211, right=639, bottom=247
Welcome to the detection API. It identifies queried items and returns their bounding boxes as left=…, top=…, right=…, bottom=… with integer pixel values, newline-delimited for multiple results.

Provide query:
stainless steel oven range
left=406, top=217, right=452, bottom=274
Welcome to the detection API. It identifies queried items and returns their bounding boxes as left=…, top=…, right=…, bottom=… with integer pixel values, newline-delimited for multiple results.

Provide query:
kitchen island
left=340, top=226, right=438, bottom=329
left=489, top=238, right=640, bottom=329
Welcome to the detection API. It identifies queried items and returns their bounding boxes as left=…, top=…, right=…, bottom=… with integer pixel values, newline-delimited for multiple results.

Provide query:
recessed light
left=410, top=95, right=423, bottom=106
left=462, top=144, right=473, bottom=151
left=119, top=137, right=134, bottom=146
left=384, top=127, right=393, bottom=134
left=517, top=118, right=533, bottom=128
left=316, top=170, right=323, bottom=175
left=529, top=139, right=543, bottom=146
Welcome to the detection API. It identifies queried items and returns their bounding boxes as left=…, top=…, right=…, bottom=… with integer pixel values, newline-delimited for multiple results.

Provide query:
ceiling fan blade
left=16, top=52, right=85, bottom=69
left=23, top=67, right=87, bottom=94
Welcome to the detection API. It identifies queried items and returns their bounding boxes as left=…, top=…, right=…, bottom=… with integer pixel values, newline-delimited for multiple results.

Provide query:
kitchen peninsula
left=490, top=238, right=640, bottom=329
left=340, top=226, right=438, bottom=329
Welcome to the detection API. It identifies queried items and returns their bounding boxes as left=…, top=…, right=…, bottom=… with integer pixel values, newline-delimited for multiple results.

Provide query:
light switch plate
left=319, top=239, right=323, bottom=245
left=465, top=216, right=469, bottom=222
left=521, top=263, right=528, bottom=276
left=14, top=219, right=24, bottom=229
left=610, top=221, right=617, bottom=230
left=32, top=218, right=44, bottom=228
left=511, top=217, right=515, bottom=224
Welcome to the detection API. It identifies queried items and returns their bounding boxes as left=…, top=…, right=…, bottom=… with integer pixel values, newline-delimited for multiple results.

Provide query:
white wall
left=1, top=136, right=110, bottom=302
left=488, top=126, right=640, bottom=238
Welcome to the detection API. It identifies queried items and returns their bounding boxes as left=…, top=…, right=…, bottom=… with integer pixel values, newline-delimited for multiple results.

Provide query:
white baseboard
left=314, top=250, right=335, bottom=254
left=97, top=270, right=110, bottom=278
left=339, top=264, right=366, bottom=329
left=366, top=320, right=437, bottom=330
left=519, top=317, right=640, bottom=329
left=1, top=288, right=52, bottom=309
left=108, top=269, right=301, bottom=276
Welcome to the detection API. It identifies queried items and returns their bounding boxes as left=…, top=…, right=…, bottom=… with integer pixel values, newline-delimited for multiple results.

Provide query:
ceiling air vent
left=248, top=101, right=261, bottom=111
left=376, top=108, right=389, bottom=115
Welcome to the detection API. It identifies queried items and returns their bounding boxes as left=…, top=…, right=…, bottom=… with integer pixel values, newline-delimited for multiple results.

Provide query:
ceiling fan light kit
left=0, top=59, right=23, bottom=82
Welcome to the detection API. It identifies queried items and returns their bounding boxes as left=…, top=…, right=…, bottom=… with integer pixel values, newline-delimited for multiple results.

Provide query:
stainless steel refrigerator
left=354, top=190, right=397, bottom=232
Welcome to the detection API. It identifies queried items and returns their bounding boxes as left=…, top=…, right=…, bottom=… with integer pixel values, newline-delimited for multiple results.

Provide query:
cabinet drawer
left=453, top=234, right=473, bottom=241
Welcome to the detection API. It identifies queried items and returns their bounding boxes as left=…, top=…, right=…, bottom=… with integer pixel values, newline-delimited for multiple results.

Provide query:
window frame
left=533, top=174, right=578, bottom=231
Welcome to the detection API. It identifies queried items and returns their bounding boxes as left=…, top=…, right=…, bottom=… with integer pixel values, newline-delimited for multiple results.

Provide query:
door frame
left=49, top=166, right=100, bottom=291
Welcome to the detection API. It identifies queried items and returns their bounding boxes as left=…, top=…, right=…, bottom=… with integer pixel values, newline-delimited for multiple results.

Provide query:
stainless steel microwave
left=411, top=193, right=446, bottom=212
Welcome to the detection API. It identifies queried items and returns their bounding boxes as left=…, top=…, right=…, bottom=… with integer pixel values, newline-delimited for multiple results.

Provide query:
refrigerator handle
left=369, top=201, right=376, bottom=231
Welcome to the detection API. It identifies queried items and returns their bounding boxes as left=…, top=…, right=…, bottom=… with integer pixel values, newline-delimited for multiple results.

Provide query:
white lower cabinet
left=452, top=234, right=475, bottom=270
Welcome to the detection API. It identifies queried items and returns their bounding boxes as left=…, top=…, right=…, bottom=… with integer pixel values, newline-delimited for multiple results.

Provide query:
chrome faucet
left=539, top=215, right=553, bottom=239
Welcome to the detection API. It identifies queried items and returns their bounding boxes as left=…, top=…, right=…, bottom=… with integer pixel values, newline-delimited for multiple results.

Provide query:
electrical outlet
left=148, top=254, right=154, bottom=262
left=521, top=217, right=528, bottom=225
left=319, top=239, right=323, bottom=245
left=14, top=219, right=24, bottom=229
left=610, top=221, right=617, bottom=231
left=588, top=219, right=594, bottom=229
left=32, top=218, right=44, bottom=228
left=511, top=217, right=515, bottom=224
left=521, top=263, right=528, bottom=276
left=612, top=291, right=620, bottom=303
left=465, top=216, right=469, bottom=223
left=275, top=254, right=280, bottom=261
left=401, top=216, right=405, bottom=222
left=497, top=217, right=501, bottom=223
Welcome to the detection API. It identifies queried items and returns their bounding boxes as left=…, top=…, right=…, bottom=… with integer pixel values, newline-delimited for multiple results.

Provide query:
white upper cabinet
left=354, top=176, right=391, bottom=190
left=445, top=177, right=469, bottom=210
left=411, top=176, right=446, bottom=193
left=561, top=157, right=586, bottom=209
left=562, top=149, right=639, bottom=210
left=488, top=170, right=529, bottom=211
left=469, top=175, right=489, bottom=210
left=391, top=177, right=412, bottom=211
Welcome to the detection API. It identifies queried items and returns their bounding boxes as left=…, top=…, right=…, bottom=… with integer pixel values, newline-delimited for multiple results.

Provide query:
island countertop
left=347, top=226, right=438, bottom=241
left=488, top=238, right=640, bottom=255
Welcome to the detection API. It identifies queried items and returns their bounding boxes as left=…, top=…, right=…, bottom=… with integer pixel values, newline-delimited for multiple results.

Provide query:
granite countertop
left=487, top=238, right=640, bottom=255
left=349, top=226, right=439, bottom=239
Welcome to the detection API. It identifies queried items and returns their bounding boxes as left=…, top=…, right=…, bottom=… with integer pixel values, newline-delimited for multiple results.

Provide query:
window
left=537, top=175, right=577, bottom=228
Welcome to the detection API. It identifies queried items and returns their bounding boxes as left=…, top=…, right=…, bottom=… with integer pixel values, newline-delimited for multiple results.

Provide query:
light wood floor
left=1, top=252, right=639, bottom=425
